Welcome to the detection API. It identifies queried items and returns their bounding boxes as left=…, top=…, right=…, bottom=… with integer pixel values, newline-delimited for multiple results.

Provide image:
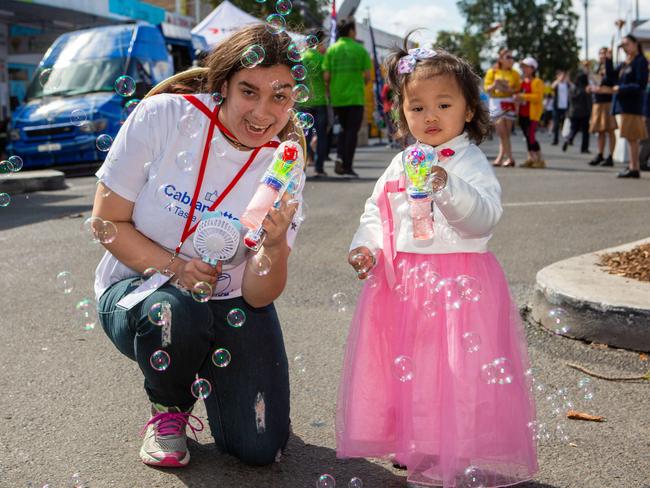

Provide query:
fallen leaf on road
left=589, top=342, right=609, bottom=349
left=567, top=409, right=606, bottom=422
left=597, top=243, right=650, bottom=282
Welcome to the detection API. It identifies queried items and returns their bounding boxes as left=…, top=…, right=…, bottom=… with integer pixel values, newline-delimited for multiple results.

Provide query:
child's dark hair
left=384, top=37, right=491, bottom=145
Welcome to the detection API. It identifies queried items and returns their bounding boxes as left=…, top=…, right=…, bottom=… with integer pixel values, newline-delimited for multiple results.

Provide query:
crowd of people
left=484, top=34, right=649, bottom=179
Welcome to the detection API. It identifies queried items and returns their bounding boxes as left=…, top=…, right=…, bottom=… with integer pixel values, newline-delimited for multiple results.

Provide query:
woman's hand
left=261, top=192, right=300, bottom=249
left=349, top=246, right=375, bottom=280
left=175, top=258, right=222, bottom=291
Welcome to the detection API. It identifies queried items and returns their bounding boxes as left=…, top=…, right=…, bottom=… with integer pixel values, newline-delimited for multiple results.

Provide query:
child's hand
left=348, top=247, right=375, bottom=280
left=430, top=166, right=448, bottom=193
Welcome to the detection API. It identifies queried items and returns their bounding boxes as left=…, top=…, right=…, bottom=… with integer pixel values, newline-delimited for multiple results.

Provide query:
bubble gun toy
left=241, top=141, right=305, bottom=250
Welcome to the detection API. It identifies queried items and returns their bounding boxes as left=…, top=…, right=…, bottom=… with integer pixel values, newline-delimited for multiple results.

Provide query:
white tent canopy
left=192, top=1, right=260, bottom=48
left=191, top=0, right=302, bottom=49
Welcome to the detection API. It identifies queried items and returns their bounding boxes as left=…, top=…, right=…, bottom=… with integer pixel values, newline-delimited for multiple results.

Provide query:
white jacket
left=349, top=133, right=503, bottom=255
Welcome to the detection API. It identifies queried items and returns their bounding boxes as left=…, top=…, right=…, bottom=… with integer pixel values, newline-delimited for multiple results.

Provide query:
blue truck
left=8, top=22, right=193, bottom=170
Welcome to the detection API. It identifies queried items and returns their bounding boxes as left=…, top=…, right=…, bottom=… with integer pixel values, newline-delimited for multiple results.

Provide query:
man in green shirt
left=323, top=18, right=372, bottom=178
left=301, top=29, right=329, bottom=177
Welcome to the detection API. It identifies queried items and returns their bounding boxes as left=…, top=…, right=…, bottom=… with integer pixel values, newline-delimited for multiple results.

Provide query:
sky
left=353, top=0, right=648, bottom=60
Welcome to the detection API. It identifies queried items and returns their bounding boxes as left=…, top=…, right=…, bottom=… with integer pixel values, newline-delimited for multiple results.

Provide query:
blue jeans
left=303, top=105, right=329, bottom=172
left=98, top=277, right=291, bottom=465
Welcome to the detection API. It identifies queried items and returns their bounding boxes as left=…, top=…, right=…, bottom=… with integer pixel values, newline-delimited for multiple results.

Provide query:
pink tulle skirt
left=336, top=251, right=539, bottom=487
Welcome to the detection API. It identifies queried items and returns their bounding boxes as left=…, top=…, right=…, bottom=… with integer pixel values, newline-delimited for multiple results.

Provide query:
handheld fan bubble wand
left=402, top=142, right=437, bottom=240
left=193, top=210, right=242, bottom=266
left=241, top=141, right=305, bottom=251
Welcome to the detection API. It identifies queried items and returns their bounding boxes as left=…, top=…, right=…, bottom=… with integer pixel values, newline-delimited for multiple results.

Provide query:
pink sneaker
left=139, top=405, right=204, bottom=468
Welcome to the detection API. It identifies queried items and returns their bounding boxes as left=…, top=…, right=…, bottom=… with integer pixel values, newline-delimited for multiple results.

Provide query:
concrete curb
left=531, top=237, right=650, bottom=352
left=0, top=170, right=67, bottom=194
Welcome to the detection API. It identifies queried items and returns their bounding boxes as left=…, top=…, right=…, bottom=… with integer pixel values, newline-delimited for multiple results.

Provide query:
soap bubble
left=148, top=301, right=170, bottom=326
left=348, top=478, right=363, bottom=488
left=96, top=134, right=113, bottom=152
left=456, top=275, right=482, bottom=302
left=191, top=377, right=212, bottom=399
left=291, top=84, right=310, bottom=103
left=434, top=278, right=462, bottom=310
left=317, top=474, right=336, bottom=488
left=306, top=35, right=319, bottom=48
left=291, top=64, right=306, bottom=81
left=191, top=281, right=212, bottom=303
left=293, top=354, right=306, bottom=373
left=459, top=465, right=487, bottom=488
left=175, top=150, right=195, bottom=172
left=331, top=292, right=348, bottom=312
left=250, top=253, right=272, bottom=276
left=461, top=332, right=481, bottom=353
left=56, top=271, right=74, bottom=294
left=0, top=193, right=10, bottom=207
left=393, top=355, right=414, bottom=382
left=481, top=357, right=513, bottom=385
left=97, top=220, right=118, bottom=244
left=212, top=92, right=224, bottom=105
left=178, top=113, right=202, bottom=138
left=296, top=111, right=315, bottom=130
left=212, top=348, right=232, bottom=367
left=241, top=46, right=262, bottom=68
left=276, top=0, right=292, bottom=15
left=114, top=75, right=136, bottom=97
left=227, top=308, right=246, bottom=328
left=287, top=43, right=303, bottom=62
left=80, top=216, right=104, bottom=243
left=70, top=109, right=88, bottom=126
left=210, top=136, right=228, bottom=158
left=150, top=350, right=171, bottom=371
left=548, top=308, right=570, bottom=334
left=124, top=99, right=140, bottom=115
left=265, top=14, right=286, bottom=34
left=75, top=298, right=97, bottom=330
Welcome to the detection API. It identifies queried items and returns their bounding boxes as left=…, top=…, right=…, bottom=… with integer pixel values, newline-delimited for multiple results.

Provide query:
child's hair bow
left=397, top=48, right=438, bottom=74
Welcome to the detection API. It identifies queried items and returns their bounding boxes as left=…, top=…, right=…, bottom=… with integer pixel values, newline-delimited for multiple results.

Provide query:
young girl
left=336, top=46, right=539, bottom=487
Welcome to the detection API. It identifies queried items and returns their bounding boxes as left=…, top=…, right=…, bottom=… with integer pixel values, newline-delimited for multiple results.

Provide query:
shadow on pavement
left=165, top=434, right=561, bottom=488
left=0, top=191, right=91, bottom=231
left=167, top=434, right=405, bottom=487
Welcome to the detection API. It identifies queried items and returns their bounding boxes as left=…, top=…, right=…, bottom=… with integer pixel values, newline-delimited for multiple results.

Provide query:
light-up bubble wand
left=402, top=142, right=437, bottom=240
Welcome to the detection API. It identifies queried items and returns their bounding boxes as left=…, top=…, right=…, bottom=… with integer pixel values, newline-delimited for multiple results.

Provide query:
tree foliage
left=435, top=30, right=487, bottom=76
left=451, top=0, right=580, bottom=80
left=211, top=0, right=330, bottom=29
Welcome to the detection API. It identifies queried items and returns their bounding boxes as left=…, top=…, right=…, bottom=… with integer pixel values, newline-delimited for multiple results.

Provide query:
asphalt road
left=1, top=132, right=649, bottom=488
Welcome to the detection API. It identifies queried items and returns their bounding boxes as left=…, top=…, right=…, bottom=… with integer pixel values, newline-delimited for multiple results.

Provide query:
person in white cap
left=514, top=56, right=546, bottom=168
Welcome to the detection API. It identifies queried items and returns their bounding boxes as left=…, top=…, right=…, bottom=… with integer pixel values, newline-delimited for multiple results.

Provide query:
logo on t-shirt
left=162, top=184, right=240, bottom=224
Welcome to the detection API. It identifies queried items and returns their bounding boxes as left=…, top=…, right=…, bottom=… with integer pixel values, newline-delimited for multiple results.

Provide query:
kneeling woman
left=92, top=25, right=304, bottom=468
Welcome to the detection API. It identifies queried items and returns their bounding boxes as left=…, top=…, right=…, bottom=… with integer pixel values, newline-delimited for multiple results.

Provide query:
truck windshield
left=25, top=58, right=127, bottom=100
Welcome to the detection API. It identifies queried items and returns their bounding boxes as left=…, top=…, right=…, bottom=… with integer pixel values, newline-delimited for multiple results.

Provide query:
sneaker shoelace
left=140, top=412, right=204, bottom=440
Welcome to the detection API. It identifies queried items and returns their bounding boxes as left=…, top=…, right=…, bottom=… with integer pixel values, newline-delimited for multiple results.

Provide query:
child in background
left=336, top=45, right=539, bottom=487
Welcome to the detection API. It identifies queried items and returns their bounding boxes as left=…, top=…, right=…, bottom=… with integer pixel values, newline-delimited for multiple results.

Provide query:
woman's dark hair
left=337, top=18, right=356, bottom=38
left=384, top=37, right=491, bottom=145
left=623, top=34, right=644, bottom=56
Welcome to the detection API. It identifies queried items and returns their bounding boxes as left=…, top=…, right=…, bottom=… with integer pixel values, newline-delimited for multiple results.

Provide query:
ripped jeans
left=98, top=277, right=291, bottom=465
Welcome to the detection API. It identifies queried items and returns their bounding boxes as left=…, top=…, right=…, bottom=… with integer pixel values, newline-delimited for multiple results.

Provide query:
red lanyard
left=173, top=95, right=279, bottom=255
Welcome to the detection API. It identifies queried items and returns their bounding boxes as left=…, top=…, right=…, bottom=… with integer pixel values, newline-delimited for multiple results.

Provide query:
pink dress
left=336, top=175, right=539, bottom=487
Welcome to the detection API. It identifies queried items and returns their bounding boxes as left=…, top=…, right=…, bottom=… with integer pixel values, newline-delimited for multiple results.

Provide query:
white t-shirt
left=350, top=133, right=503, bottom=255
left=94, top=93, right=302, bottom=301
